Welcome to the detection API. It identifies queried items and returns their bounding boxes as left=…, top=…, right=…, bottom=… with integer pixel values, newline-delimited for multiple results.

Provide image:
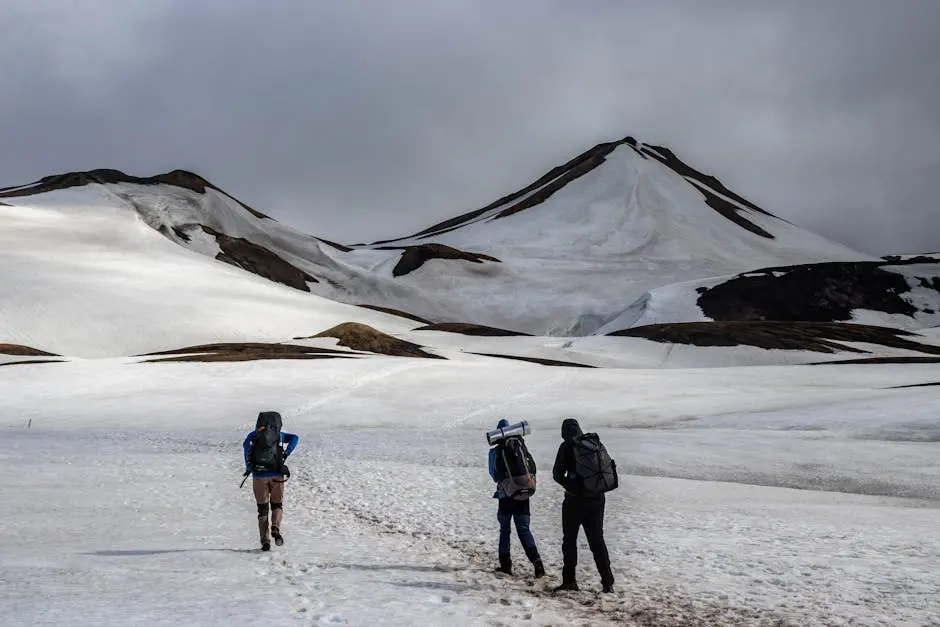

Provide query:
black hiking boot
left=553, top=581, right=579, bottom=593
left=271, top=527, right=284, bottom=547
left=494, top=553, right=512, bottom=575
left=602, top=583, right=615, bottom=593
left=258, top=516, right=271, bottom=551
left=524, top=546, right=545, bottom=578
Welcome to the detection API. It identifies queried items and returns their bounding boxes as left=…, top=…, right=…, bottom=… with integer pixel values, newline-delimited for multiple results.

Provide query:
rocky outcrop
left=0, top=168, right=278, bottom=221
left=303, top=322, right=444, bottom=359
left=0, top=344, right=58, bottom=356
left=640, top=144, right=775, bottom=238
left=386, top=243, right=500, bottom=277
left=414, top=323, right=531, bottom=336
left=141, top=342, right=358, bottom=362
left=697, top=258, right=940, bottom=323
left=610, top=321, right=940, bottom=354
left=469, top=352, right=595, bottom=368
left=201, top=226, right=317, bottom=292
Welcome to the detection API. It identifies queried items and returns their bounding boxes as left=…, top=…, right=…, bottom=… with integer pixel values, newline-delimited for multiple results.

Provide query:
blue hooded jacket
left=488, top=419, right=510, bottom=499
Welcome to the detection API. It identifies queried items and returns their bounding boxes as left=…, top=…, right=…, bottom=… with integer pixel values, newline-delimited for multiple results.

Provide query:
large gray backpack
left=495, top=436, right=537, bottom=500
left=571, top=433, right=618, bottom=495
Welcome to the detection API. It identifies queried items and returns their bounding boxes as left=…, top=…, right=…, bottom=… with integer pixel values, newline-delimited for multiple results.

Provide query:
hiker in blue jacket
left=243, top=411, right=299, bottom=551
left=488, top=418, right=545, bottom=577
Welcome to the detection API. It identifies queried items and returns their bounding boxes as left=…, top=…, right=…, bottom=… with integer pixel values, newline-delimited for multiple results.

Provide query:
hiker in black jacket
left=552, top=418, right=614, bottom=593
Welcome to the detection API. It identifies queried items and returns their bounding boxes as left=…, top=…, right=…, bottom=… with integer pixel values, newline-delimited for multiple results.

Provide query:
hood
left=561, top=418, right=583, bottom=441
left=496, top=418, right=509, bottom=429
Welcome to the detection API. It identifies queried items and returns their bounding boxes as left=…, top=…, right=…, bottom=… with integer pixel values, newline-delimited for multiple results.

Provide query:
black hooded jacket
left=552, top=418, right=595, bottom=497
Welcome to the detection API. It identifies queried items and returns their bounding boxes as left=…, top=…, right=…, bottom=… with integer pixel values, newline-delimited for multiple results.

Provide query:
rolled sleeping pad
left=486, top=420, right=531, bottom=445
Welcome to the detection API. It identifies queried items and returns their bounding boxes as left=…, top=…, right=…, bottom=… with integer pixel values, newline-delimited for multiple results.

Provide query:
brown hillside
left=141, top=342, right=358, bottom=363
left=0, top=344, right=59, bottom=357
left=304, top=322, right=444, bottom=359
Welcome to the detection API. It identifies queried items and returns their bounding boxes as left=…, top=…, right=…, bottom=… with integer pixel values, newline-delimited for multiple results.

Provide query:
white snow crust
left=1, top=358, right=938, bottom=626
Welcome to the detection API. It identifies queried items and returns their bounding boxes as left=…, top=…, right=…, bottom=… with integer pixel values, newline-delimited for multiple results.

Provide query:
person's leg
left=512, top=501, right=544, bottom=577
left=270, top=478, right=285, bottom=545
left=583, top=497, right=614, bottom=589
left=496, top=499, right=513, bottom=573
left=252, top=477, right=271, bottom=549
left=511, top=500, right=536, bottom=550
left=559, top=496, right=582, bottom=588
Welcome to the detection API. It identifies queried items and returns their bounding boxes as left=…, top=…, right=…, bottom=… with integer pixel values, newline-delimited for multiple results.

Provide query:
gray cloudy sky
left=2, top=0, right=938, bottom=254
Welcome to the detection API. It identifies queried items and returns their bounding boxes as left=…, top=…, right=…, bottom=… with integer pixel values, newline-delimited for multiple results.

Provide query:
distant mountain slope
left=0, top=190, right=417, bottom=357
left=1, top=135, right=873, bottom=339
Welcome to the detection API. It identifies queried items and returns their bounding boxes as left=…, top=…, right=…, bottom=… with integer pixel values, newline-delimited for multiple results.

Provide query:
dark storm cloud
left=1, top=0, right=938, bottom=254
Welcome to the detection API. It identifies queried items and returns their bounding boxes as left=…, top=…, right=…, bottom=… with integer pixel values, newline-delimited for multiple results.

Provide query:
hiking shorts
left=252, top=476, right=285, bottom=505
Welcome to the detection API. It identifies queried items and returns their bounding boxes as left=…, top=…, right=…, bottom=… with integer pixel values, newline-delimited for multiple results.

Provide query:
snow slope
left=1, top=357, right=938, bottom=626
left=0, top=137, right=872, bottom=338
left=0, top=191, right=416, bottom=357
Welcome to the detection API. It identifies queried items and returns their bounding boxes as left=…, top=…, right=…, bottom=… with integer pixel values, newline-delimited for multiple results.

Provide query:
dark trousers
left=561, top=495, right=613, bottom=585
left=497, top=498, right=537, bottom=556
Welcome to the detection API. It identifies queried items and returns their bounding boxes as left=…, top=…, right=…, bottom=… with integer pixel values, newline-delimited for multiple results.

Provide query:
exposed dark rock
left=640, top=144, right=776, bottom=238
left=689, top=180, right=774, bottom=238
left=141, top=342, right=359, bottom=363
left=492, top=141, right=624, bottom=220
left=882, top=255, right=939, bottom=263
left=300, top=322, right=444, bottom=359
left=0, top=344, right=59, bottom=357
left=918, top=276, right=940, bottom=291
left=814, top=356, right=940, bottom=366
left=371, top=136, right=637, bottom=243
left=609, top=321, right=940, bottom=355
left=0, top=359, right=64, bottom=367
left=316, top=237, right=352, bottom=252
left=468, top=353, right=595, bottom=368
left=413, top=323, right=531, bottom=337
left=171, top=226, right=191, bottom=242
left=697, top=260, right=940, bottom=323
left=201, top=226, right=317, bottom=291
left=890, top=379, right=940, bottom=387
left=355, top=304, right=432, bottom=325
left=0, top=168, right=278, bottom=221
left=640, top=144, right=774, bottom=217
left=389, top=243, right=500, bottom=277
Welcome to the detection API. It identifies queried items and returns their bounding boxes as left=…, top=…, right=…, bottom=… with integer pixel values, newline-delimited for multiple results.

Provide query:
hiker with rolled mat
left=487, top=419, right=545, bottom=578
left=552, top=418, right=618, bottom=593
left=242, top=411, right=299, bottom=551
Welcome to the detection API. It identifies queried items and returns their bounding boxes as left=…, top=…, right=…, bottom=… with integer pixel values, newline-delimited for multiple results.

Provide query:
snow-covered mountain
left=4, top=139, right=940, bottom=626
left=0, top=136, right=878, bottom=341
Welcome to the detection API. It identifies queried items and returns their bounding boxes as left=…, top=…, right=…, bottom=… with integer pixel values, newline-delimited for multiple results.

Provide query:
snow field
left=1, top=358, right=938, bottom=625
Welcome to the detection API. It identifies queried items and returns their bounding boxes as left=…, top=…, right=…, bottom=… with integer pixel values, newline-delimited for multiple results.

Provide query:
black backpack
left=571, top=433, right=618, bottom=495
left=248, top=411, right=285, bottom=474
left=494, top=436, right=537, bottom=500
